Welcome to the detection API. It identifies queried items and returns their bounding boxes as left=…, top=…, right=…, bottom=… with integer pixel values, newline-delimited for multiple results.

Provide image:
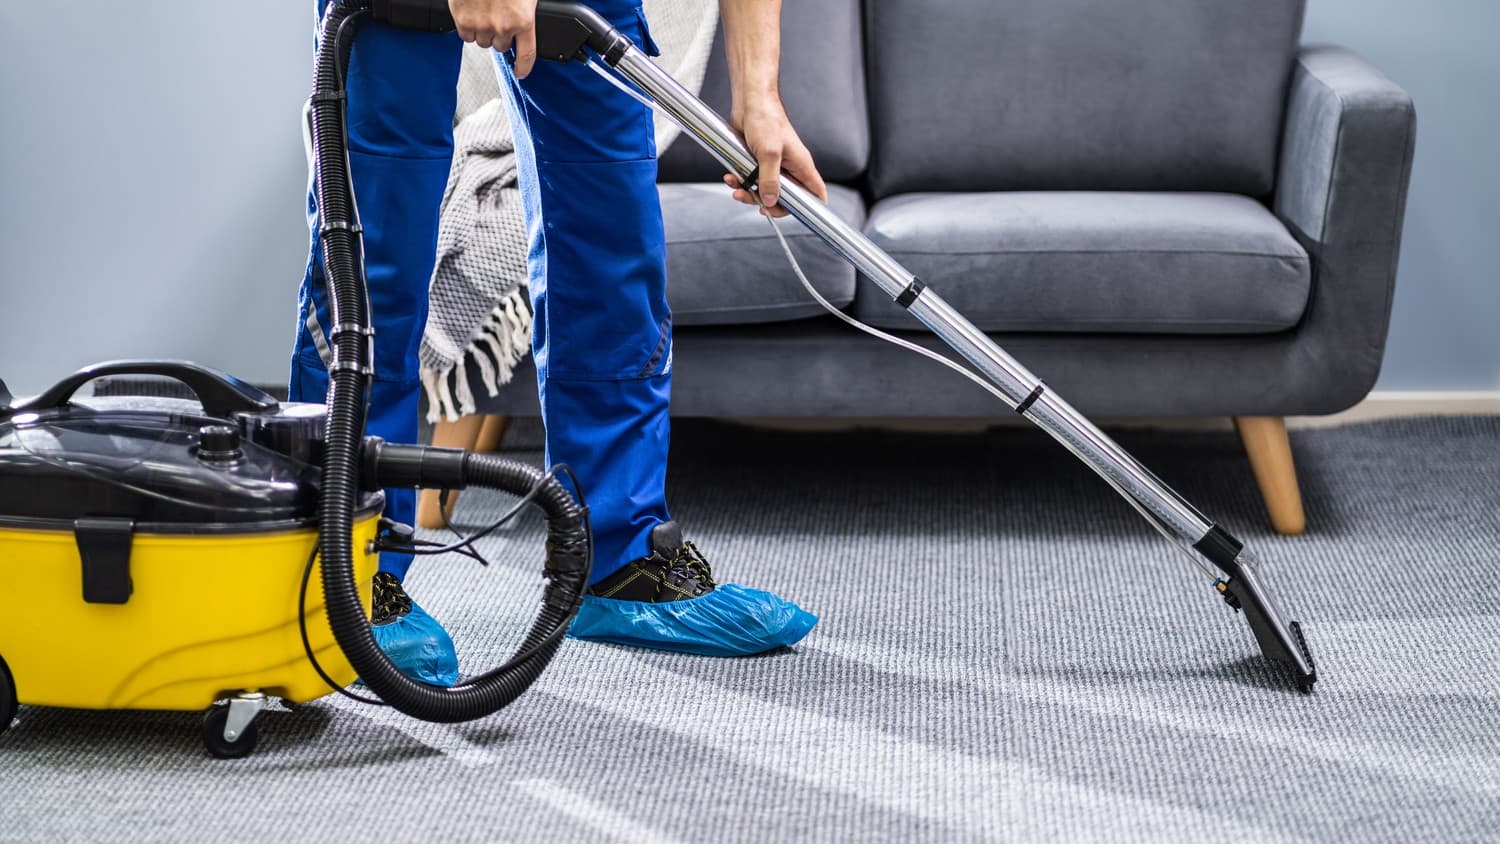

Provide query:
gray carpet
left=3, top=417, right=1498, bottom=842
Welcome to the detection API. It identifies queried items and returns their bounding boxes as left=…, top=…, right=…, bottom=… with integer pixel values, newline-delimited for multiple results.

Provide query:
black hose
left=312, top=0, right=590, bottom=723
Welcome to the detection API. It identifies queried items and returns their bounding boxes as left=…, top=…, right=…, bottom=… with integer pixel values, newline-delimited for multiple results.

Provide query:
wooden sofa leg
left=416, top=415, right=512, bottom=529
left=1234, top=416, right=1306, bottom=536
left=417, top=414, right=483, bottom=529
left=474, top=414, right=510, bottom=455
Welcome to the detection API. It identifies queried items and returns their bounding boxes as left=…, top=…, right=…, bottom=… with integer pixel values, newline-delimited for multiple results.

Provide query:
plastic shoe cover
left=369, top=598, right=460, bottom=687
left=567, top=583, right=818, bottom=657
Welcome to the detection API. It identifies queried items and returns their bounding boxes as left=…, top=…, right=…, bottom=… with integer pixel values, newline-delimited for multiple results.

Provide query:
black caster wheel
left=202, top=705, right=259, bottom=759
left=0, top=653, right=16, bottom=736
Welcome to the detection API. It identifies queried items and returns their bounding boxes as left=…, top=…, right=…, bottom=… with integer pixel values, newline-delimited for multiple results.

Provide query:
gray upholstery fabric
left=478, top=318, right=1383, bottom=419
left=865, top=0, right=1306, bottom=198
left=1278, top=46, right=1418, bottom=243
left=853, top=192, right=1310, bottom=334
left=656, top=0, right=869, bottom=184
left=478, top=49, right=1415, bottom=420
left=1268, top=46, right=1418, bottom=404
left=661, top=183, right=865, bottom=325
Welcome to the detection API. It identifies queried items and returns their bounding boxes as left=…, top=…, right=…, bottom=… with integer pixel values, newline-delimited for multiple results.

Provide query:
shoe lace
left=371, top=572, right=413, bottom=624
left=667, top=540, right=716, bottom=590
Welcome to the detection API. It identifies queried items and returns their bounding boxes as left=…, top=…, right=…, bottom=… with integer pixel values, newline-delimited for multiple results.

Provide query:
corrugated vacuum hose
left=311, top=0, right=591, bottom=724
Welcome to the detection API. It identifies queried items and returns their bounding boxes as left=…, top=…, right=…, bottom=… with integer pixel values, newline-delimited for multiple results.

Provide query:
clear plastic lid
left=0, top=403, right=323, bottom=526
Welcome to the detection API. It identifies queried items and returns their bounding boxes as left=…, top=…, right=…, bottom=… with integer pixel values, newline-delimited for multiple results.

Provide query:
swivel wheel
left=0, top=653, right=16, bottom=737
left=202, top=692, right=266, bottom=759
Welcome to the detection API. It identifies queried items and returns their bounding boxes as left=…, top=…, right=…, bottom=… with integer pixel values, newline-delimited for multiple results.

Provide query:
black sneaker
left=587, top=521, right=716, bottom=603
left=371, top=571, right=414, bottom=625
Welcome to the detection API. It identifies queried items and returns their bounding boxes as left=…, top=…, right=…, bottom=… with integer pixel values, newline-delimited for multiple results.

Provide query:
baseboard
left=1285, top=391, right=1500, bottom=429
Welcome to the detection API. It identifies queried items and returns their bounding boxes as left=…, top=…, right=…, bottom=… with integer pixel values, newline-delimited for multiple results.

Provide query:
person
left=291, top=0, right=827, bottom=684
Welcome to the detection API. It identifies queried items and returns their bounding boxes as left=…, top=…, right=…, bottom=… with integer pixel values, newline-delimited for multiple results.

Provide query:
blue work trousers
left=291, top=0, right=671, bottom=583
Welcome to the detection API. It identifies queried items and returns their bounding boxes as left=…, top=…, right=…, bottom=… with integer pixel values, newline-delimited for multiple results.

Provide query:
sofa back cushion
left=657, top=0, right=869, bottom=183
left=865, top=0, right=1305, bottom=198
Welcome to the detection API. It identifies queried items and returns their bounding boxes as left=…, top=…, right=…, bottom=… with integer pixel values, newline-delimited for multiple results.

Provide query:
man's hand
left=449, top=0, right=539, bottom=78
left=716, top=0, right=826, bottom=217
left=723, top=96, right=828, bottom=218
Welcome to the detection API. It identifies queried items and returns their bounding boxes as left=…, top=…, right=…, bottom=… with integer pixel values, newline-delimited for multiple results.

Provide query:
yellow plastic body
left=0, top=515, right=379, bottom=711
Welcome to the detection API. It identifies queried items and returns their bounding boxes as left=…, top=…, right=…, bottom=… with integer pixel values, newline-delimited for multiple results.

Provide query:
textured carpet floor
left=3, top=417, right=1498, bottom=842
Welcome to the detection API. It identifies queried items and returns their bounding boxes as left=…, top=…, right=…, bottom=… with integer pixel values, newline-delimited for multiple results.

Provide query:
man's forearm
left=714, top=0, right=827, bottom=213
left=719, top=0, right=782, bottom=118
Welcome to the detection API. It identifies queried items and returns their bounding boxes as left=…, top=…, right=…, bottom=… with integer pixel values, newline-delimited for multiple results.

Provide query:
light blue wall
left=1303, top=0, right=1500, bottom=391
left=0, top=2, right=313, bottom=395
left=0, top=2, right=1496, bottom=396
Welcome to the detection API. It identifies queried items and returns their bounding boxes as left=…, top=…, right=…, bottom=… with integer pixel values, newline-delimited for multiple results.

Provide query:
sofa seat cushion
left=854, top=192, right=1311, bottom=334
left=661, top=182, right=865, bottom=326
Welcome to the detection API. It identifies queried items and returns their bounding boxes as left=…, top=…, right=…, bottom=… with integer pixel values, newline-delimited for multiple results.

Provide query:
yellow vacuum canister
left=0, top=362, right=383, bottom=756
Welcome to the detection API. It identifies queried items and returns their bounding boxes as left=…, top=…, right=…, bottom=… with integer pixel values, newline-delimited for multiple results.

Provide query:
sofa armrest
left=1273, top=46, right=1416, bottom=401
left=1277, top=45, right=1416, bottom=242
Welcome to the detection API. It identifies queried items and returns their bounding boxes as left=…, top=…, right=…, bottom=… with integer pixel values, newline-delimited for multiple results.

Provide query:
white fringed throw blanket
left=420, top=0, right=719, bottom=422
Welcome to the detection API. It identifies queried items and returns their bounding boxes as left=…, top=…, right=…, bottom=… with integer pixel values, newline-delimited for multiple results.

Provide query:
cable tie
left=326, top=359, right=370, bottom=375
left=320, top=221, right=363, bottom=237
left=330, top=321, right=375, bottom=340
left=895, top=278, right=926, bottom=309
left=1014, top=383, right=1046, bottom=415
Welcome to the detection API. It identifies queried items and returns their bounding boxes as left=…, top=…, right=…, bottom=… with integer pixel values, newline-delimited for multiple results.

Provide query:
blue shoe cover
left=369, top=599, right=460, bottom=687
left=567, top=583, right=818, bottom=657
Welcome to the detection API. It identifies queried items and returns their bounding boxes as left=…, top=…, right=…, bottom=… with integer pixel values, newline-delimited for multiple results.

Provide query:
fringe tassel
left=422, top=287, right=534, bottom=424
left=454, top=357, right=475, bottom=418
left=472, top=335, right=500, bottom=398
left=420, top=367, right=453, bottom=423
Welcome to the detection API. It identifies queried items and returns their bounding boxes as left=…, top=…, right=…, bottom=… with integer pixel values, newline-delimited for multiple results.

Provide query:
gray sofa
left=474, top=0, right=1416, bottom=533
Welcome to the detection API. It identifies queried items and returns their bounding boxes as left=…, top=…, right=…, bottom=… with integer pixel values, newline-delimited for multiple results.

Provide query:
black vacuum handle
left=370, top=0, right=455, bottom=32
left=14, top=360, right=280, bottom=419
left=370, top=0, right=623, bottom=63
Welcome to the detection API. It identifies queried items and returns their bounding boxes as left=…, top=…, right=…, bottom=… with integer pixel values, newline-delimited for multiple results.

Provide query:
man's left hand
left=723, top=96, right=828, bottom=218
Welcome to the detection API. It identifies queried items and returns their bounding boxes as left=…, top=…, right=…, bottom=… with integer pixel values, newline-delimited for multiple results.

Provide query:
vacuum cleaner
left=0, top=0, right=1315, bottom=762
left=499, top=0, right=1317, bottom=692
left=0, top=1, right=594, bottom=759
left=348, top=0, right=1317, bottom=692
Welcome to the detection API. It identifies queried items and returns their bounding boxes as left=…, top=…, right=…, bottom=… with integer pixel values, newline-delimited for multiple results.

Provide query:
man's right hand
left=449, top=0, right=539, bottom=78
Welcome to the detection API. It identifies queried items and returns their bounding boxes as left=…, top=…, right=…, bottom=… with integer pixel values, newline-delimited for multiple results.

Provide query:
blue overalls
left=291, top=0, right=671, bottom=586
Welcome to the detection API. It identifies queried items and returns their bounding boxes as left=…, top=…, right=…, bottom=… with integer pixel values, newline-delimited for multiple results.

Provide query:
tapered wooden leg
left=1234, top=416, right=1306, bottom=536
left=417, top=414, right=486, bottom=529
left=474, top=414, right=510, bottom=455
left=416, top=414, right=512, bottom=529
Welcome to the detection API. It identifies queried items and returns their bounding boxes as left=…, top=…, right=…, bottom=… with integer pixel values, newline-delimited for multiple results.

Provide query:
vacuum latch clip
left=75, top=518, right=135, bottom=604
